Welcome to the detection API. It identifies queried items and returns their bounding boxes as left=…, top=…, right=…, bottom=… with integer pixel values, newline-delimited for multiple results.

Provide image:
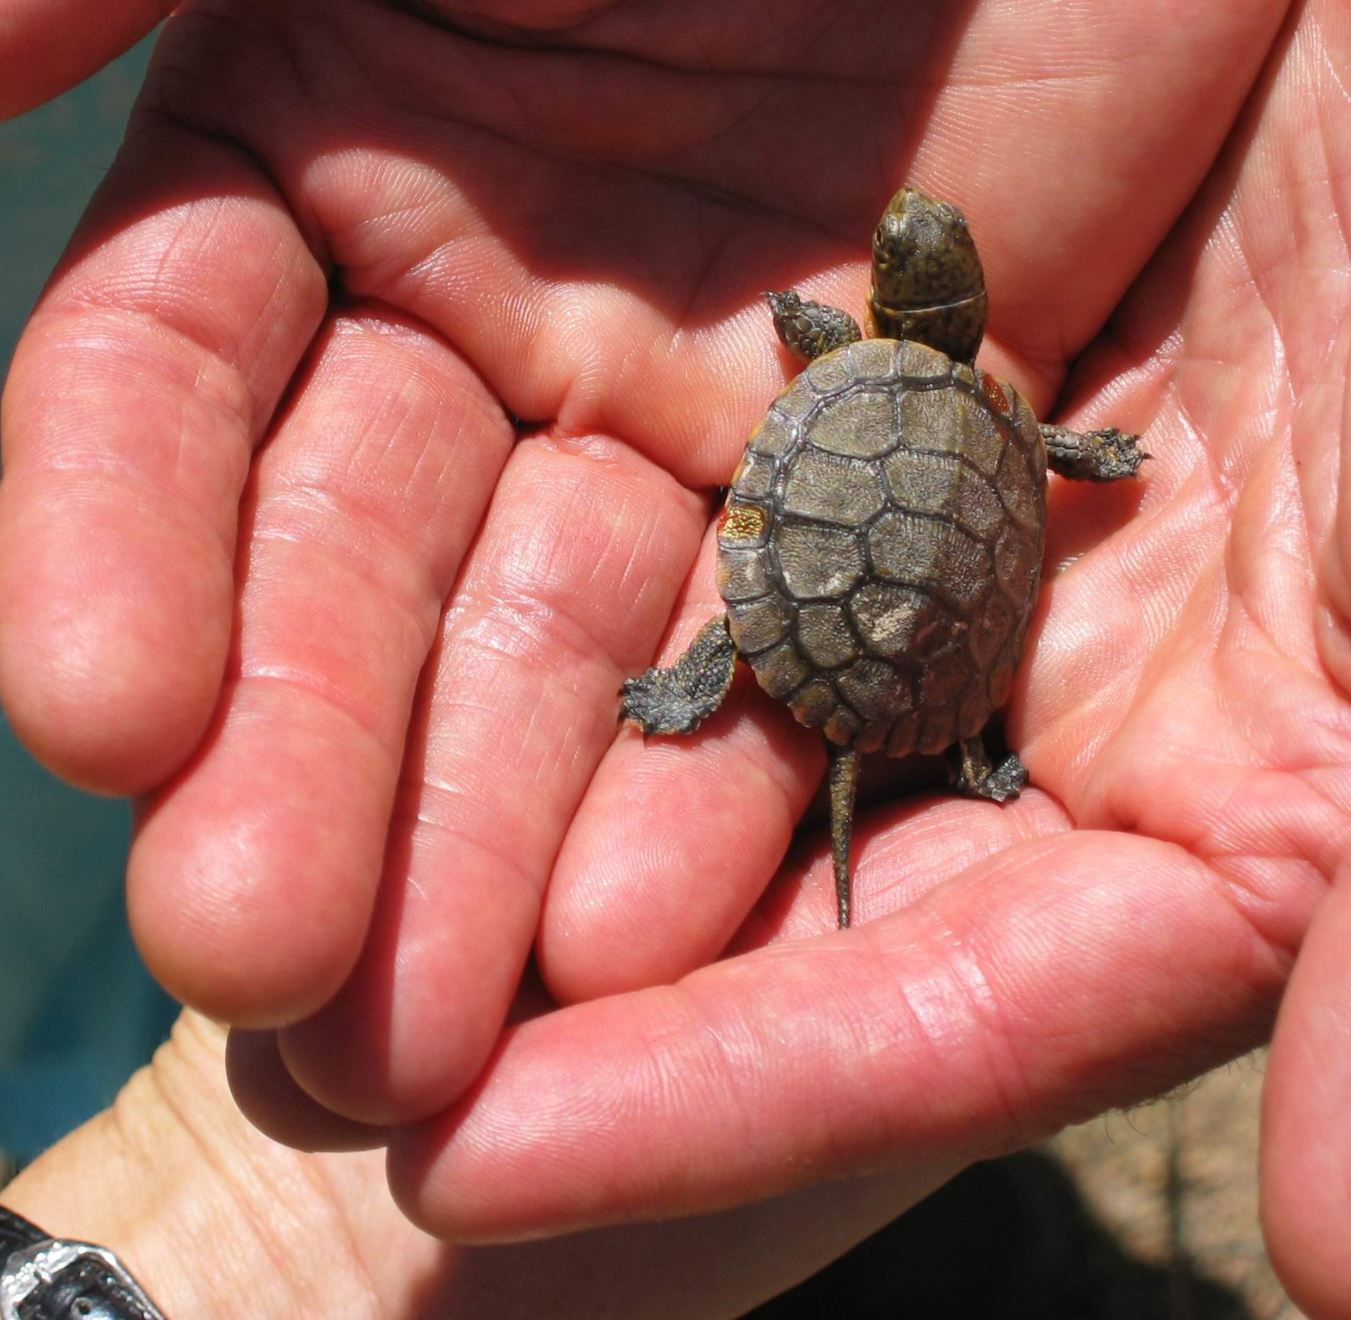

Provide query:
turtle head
left=868, top=186, right=987, bottom=363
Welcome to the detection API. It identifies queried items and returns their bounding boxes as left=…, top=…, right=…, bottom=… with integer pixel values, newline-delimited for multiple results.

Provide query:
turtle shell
left=715, top=337, right=1047, bottom=756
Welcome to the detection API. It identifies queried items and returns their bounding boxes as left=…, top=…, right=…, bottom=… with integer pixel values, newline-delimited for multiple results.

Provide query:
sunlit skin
left=2, top=0, right=1351, bottom=1314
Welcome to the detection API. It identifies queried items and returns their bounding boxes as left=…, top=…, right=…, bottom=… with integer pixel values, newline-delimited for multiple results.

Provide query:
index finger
left=0, top=108, right=327, bottom=791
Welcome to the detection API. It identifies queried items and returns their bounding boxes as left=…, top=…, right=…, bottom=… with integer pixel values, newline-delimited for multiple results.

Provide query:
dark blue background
left=0, top=35, right=178, bottom=1165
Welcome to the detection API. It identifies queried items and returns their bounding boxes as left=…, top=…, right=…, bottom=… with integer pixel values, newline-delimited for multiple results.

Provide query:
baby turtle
left=622, top=186, right=1145, bottom=928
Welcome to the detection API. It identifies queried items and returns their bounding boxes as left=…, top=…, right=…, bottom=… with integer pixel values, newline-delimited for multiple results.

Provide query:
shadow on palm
left=134, top=0, right=1207, bottom=474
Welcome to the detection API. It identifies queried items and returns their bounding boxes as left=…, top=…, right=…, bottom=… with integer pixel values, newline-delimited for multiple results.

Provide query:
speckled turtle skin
left=717, top=338, right=1045, bottom=759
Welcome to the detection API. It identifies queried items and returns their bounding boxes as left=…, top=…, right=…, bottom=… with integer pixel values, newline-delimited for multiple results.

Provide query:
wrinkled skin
left=3, top=0, right=1351, bottom=1314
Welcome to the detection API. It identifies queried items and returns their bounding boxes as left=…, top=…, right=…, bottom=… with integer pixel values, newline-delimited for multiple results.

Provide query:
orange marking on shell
left=980, top=371, right=1010, bottom=414
left=718, top=501, right=768, bottom=542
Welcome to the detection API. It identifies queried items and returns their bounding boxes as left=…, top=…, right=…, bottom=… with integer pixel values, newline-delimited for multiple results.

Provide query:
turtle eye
left=936, top=202, right=957, bottom=224
left=876, top=213, right=903, bottom=244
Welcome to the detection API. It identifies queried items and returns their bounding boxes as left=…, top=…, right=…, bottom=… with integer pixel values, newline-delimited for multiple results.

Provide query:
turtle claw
left=620, top=617, right=738, bottom=738
left=1042, top=424, right=1148, bottom=482
left=974, top=752, right=1028, bottom=803
left=619, top=672, right=704, bottom=737
left=1084, top=428, right=1148, bottom=480
left=950, top=737, right=1028, bottom=803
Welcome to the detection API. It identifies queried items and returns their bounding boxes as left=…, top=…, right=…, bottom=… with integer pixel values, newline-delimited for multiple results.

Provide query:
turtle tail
left=827, top=743, right=861, bottom=929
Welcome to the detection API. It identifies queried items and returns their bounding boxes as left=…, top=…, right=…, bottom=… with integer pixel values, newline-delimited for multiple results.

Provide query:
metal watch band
left=0, top=1207, right=168, bottom=1320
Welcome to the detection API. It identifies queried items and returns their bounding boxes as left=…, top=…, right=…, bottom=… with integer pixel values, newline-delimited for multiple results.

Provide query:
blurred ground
left=756, top=1053, right=1304, bottom=1319
left=0, top=34, right=179, bottom=1165
left=1050, top=1056, right=1299, bottom=1320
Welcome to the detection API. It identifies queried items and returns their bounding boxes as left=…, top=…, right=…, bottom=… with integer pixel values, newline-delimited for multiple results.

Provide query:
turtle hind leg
left=766, top=291, right=863, bottom=363
left=621, top=616, right=738, bottom=736
left=1041, top=424, right=1149, bottom=482
left=827, top=742, right=861, bottom=929
left=950, top=733, right=1028, bottom=803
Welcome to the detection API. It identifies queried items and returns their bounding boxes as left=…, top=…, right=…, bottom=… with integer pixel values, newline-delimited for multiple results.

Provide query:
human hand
left=2, top=0, right=1348, bottom=1313
left=4, top=1012, right=950, bottom=1318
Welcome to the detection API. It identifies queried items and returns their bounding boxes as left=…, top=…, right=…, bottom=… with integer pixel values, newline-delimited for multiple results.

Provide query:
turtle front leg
left=1041, top=424, right=1148, bottom=482
left=766, top=291, right=863, bottom=363
left=949, top=734, right=1027, bottom=803
left=621, top=616, right=739, bottom=736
